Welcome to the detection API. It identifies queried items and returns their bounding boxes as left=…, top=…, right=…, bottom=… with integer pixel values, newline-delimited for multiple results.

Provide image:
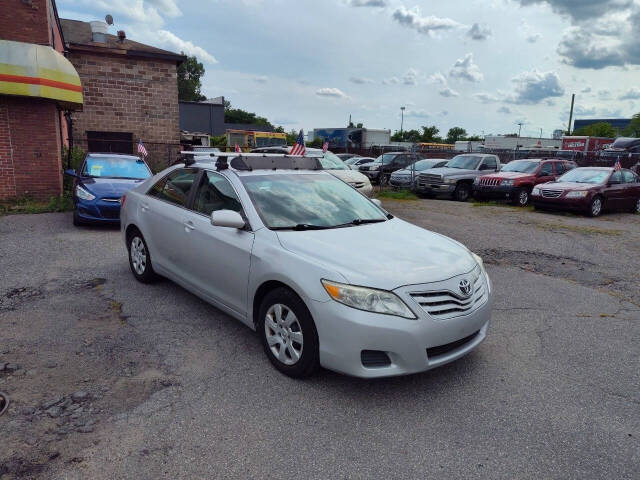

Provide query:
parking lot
left=1, top=200, right=639, bottom=479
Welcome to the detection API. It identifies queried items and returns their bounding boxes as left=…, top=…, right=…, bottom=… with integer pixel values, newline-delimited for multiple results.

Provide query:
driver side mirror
left=371, top=199, right=382, bottom=207
left=64, top=169, right=76, bottom=177
left=211, top=210, right=245, bottom=229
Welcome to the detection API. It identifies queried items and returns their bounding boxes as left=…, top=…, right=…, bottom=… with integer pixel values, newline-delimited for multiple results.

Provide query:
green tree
left=420, top=125, right=442, bottom=143
left=621, top=113, right=640, bottom=137
left=391, top=129, right=422, bottom=142
left=445, top=127, right=468, bottom=144
left=573, top=122, right=617, bottom=137
left=177, top=55, right=206, bottom=102
left=224, top=101, right=274, bottom=128
left=465, top=135, right=483, bottom=141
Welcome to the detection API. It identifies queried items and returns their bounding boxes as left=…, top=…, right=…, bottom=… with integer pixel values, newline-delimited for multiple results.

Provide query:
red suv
left=473, top=158, right=576, bottom=206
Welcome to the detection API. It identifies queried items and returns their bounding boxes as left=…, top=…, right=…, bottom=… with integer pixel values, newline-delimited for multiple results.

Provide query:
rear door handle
left=141, top=202, right=150, bottom=212
left=183, top=220, right=195, bottom=232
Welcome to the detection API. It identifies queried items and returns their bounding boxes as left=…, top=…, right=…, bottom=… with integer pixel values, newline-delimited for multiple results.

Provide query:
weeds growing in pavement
left=376, top=189, right=419, bottom=201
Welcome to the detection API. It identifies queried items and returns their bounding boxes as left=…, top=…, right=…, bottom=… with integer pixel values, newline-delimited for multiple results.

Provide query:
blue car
left=65, top=153, right=152, bottom=226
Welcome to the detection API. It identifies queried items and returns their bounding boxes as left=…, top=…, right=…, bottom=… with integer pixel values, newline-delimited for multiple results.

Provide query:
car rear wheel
left=632, top=197, right=640, bottom=214
left=258, top=287, right=319, bottom=378
left=588, top=195, right=603, bottom=217
left=513, top=187, right=530, bottom=207
left=454, top=183, right=471, bottom=202
left=127, top=231, right=158, bottom=283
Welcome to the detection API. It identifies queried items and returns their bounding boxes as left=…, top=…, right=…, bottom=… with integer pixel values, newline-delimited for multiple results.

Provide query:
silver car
left=120, top=154, right=492, bottom=378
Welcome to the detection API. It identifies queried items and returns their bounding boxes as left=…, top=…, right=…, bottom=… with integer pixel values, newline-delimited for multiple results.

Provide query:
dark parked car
left=531, top=167, right=640, bottom=217
left=474, top=158, right=576, bottom=206
left=345, top=156, right=376, bottom=169
left=65, top=153, right=152, bottom=226
left=358, top=152, right=423, bottom=184
left=336, top=153, right=360, bottom=161
left=389, top=159, right=448, bottom=188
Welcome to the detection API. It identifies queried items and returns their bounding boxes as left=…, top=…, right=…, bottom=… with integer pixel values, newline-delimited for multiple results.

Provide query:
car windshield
left=315, top=152, right=349, bottom=170
left=241, top=173, right=387, bottom=229
left=409, top=160, right=440, bottom=171
left=558, top=169, right=610, bottom=184
left=502, top=160, right=540, bottom=173
left=377, top=154, right=399, bottom=165
left=446, top=155, right=482, bottom=169
left=82, top=156, right=150, bottom=179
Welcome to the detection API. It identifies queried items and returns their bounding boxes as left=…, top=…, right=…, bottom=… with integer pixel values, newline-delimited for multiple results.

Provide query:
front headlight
left=321, top=280, right=416, bottom=319
left=443, top=177, right=456, bottom=184
left=565, top=190, right=588, bottom=198
left=532, top=186, right=541, bottom=196
left=370, top=165, right=380, bottom=171
left=75, top=185, right=95, bottom=201
left=473, top=177, right=480, bottom=185
left=502, top=179, right=514, bottom=187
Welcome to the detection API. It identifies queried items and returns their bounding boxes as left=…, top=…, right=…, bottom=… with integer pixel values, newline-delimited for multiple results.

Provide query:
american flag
left=137, top=139, right=148, bottom=157
left=290, top=129, right=306, bottom=156
left=235, top=143, right=242, bottom=153
left=322, top=140, right=329, bottom=153
left=614, top=156, right=622, bottom=171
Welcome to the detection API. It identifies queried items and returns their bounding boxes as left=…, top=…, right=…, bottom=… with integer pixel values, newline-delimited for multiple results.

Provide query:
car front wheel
left=632, top=197, right=640, bottom=214
left=454, top=183, right=471, bottom=202
left=513, top=187, right=530, bottom=206
left=588, top=195, right=603, bottom=217
left=127, top=230, right=158, bottom=283
left=258, top=287, right=319, bottom=378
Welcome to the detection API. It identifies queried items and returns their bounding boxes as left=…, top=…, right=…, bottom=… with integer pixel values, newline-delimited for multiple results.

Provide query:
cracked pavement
left=0, top=200, right=639, bottom=479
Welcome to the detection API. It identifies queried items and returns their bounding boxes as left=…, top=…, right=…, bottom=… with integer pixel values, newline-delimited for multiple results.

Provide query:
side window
left=193, top=171, right=243, bottom=216
left=481, top=157, right=497, bottom=170
left=622, top=170, right=637, bottom=183
left=610, top=171, right=622, bottom=183
left=565, top=162, right=577, bottom=171
left=554, top=162, right=565, bottom=175
left=147, top=168, right=198, bottom=207
left=539, top=163, right=554, bottom=176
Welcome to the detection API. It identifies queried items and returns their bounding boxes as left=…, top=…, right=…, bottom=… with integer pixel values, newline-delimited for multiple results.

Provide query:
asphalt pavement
left=0, top=200, right=638, bottom=479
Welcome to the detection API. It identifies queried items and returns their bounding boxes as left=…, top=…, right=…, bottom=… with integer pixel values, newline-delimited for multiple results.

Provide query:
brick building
left=60, top=19, right=185, bottom=171
left=0, top=0, right=83, bottom=201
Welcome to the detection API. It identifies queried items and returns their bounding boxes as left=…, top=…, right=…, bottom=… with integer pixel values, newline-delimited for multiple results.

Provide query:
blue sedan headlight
left=75, top=185, right=95, bottom=201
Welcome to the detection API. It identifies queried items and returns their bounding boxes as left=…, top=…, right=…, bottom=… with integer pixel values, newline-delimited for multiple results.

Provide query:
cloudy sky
left=57, top=0, right=640, bottom=138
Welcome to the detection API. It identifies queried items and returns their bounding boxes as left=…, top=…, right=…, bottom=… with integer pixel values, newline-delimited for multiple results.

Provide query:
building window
left=87, top=131, right=133, bottom=154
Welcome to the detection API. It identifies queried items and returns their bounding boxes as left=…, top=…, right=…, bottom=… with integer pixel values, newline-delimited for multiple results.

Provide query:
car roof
left=185, top=153, right=328, bottom=176
left=574, top=166, right=614, bottom=171
left=86, top=153, right=141, bottom=160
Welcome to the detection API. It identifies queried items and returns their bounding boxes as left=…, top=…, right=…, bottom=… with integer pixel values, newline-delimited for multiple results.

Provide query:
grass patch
left=0, top=195, right=73, bottom=216
left=377, top=189, right=419, bottom=201
left=536, top=222, right=623, bottom=236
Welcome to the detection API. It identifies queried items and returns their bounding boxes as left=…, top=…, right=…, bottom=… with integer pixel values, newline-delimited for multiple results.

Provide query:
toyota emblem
left=459, top=279, right=472, bottom=297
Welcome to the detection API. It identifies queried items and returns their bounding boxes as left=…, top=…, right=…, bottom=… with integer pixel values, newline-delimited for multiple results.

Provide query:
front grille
left=410, top=268, right=487, bottom=320
left=541, top=189, right=563, bottom=198
left=427, top=330, right=480, bottom=359
left=99, top=207, right=120, bottom=219
left=479, top=178, right=501, bottom=186
left=361, top=350, right=391, bottom=368
left=419, top=173, right=443, bottom=185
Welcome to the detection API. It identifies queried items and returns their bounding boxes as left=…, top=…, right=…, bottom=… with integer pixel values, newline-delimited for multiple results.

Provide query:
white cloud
left=403, top=68, right=419, bottom=85
left=428, top=71, right=448, bottom=85
left=620, top=87, right=640, bottom=99
left=316, top=87, right=347, bottom=98
left=404, top=109, right=430, bottom=118
left=526, top=33, right=542, bottom=43
left=346, top=0, right=387, bottom=6
left=253, top=75, right=268, bottom=83
left=392, top=6, right=463, bottom=36
left=449, top=53, right=483, bottom=82
left=349, top=76, right=374, bottom=84
left=156, top=30, right=217, bottom=63
left=467, top=23, right=492, bottom=40
left=497, top=106, right=512, bottom=114
left=439, top=87, right=459, bottom=97
left=382, top=76, right=400, bottom=85
left=506, top=69, right=564, bottom=104
left=473, top=92, right=500, bottom=103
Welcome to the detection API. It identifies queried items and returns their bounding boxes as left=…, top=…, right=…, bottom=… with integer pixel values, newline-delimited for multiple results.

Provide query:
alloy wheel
left=264, top=303, right=304, bottom=366
left=591, top=197, right=602, bottom=216
left=636, top=198, right=640, bottom=214
left=518, top=189, right=529, bottom=206
left=130, top=237, right=147, bottom=275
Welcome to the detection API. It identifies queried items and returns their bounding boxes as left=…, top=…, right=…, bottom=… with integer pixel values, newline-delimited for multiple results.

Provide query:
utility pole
left=400, top=106, right=405, bottom=137
left=539, top=128, right=543, bottom=139
left=567, top=93, right=575, bottom=135
left=517, top=122, right=523, bottom=137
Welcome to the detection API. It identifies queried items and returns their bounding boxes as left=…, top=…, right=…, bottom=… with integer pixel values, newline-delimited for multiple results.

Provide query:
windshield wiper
left=350, top=218, right=386, bottom=225
left=273, top=224, right=333, bottom=231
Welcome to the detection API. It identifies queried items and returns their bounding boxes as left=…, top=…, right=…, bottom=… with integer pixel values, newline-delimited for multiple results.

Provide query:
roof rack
left=229, top=155, right=322, bottom=171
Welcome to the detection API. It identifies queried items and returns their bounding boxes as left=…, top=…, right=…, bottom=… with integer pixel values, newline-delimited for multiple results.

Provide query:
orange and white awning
left=0, top=39, right=82, bottom=109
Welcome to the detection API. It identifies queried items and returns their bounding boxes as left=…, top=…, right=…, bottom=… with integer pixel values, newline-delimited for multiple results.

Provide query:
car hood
left=329, top=169, right=370, bottom=184
left=276, top=218, right=476, bottom=290
left=538, top=181, right=599, bottom=191
left=421, top=167, right=477, bottom=177
left=480, top=171, right=532, bottom=180
left=80, top=177, right=147, bottom=198
left=392, top=168, right=420, bottom=176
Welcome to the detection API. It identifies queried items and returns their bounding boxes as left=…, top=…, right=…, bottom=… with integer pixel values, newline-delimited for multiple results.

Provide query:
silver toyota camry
left=120, top=154, right=492, bottom=378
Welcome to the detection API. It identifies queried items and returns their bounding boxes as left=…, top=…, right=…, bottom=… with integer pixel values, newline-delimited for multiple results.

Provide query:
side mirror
left=371, top=199, right=382, bottom=207
left=64, top=169, right=76, bottom=177
left=211, top=210, right=245, bottom=229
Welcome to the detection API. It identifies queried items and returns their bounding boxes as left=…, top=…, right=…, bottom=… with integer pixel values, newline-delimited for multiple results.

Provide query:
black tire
left=73, top=211, right=84, bottom=227
left=258, top=287, right=320, bottom=378
left=513, top=187, right=531, bottom=207
left=454, top=183, right=471, bottom=202
left=588, top=195, right=603, bottom=217
left=632, top=197, right=640, bottom=214
left=127, top=229, right=158, bottom=283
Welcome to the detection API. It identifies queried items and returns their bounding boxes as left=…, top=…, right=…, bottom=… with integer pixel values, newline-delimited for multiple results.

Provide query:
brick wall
left=0, top=0, right=51, bottom=45
left=0, top=98, right=62, bottom=201
left=69, top=52, right=180, bottom=171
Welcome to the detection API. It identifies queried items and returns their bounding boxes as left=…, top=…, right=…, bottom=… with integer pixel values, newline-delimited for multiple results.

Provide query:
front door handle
left=141, top=202, right=150, bottom=212
left=183, top=220, right=195, bottom=232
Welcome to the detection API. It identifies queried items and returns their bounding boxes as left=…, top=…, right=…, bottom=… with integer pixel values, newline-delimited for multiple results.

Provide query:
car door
left=479, top=156, right=498, bottom=172
left=552, top=161, right=565, bottom=180
left=535, top=162, right=555, bottom=185
left=143, top=168, right=199, bottom=275
left=604, top=170, right=625, bottom=210
left=182, top=170, right=254, bottom=317
left=622, top=169, right=640, bottom=209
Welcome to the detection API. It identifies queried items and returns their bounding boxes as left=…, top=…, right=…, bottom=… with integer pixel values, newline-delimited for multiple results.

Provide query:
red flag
left=235, top=143, right=241, bottom=153
left=614, top=157, right=622, bottom=171
left=290, top=129, right=306, bottom=156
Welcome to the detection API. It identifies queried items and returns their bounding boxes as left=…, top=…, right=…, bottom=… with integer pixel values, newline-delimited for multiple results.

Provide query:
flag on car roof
left=235, top=143, right=241, bottom=153
left=614, top=156, right=622, bottom=171
left=137, top=139, right=148, bottom=157
left=322, top=140, right=329, bottom=153
left=290, top=129, right=306, bottom=156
